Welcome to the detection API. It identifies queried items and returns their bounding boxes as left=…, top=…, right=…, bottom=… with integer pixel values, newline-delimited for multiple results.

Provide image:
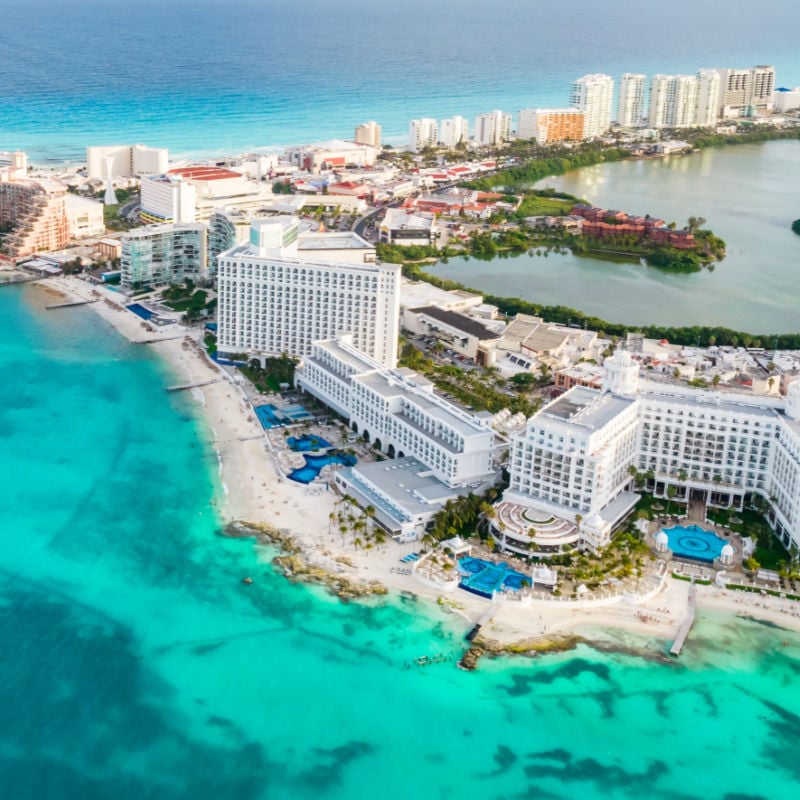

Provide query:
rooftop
left=541, top=385, right=635, bottom=430
left=409, top=305, right=501, bottom=341
left=168, top=166, right=243, bottom=181
left=297, top=231, right=373, bottom=251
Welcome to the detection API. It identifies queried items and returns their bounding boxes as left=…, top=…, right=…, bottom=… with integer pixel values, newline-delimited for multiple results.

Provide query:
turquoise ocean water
left=1, top=0, right=800, bottom=162
left=1, top=284, right=799, bottom=798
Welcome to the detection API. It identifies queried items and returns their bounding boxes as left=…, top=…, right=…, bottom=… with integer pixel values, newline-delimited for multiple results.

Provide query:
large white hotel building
left=216, top=218, right=401, bottom=367
left=494, top=351, right=800, bottom=559
left=296, top=335, right=498, bottom=539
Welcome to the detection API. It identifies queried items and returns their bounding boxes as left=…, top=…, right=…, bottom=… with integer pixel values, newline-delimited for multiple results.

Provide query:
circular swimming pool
left=663, top=524, right=726, bottom=564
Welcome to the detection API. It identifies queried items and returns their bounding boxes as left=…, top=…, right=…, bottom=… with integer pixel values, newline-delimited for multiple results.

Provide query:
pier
left=670, top=583, right=697, bottom=657
left=166, top=378, right=222, bottom=393
left=134, top=334, right=189, bottom=345
left=465, top=604, right=500, bottom=642
left=45, top=299, right=98, bottom=310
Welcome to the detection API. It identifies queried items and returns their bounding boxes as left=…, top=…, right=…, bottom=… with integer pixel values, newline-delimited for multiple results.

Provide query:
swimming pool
left=663, top=524, right=726, bottom=564
left=127, top=303, right=154, bottom=320
left=288, top=452, right=357, bottom=484
left=287, top=434, right=332, bottom=452
left=458, top=557, right=529, bottom=598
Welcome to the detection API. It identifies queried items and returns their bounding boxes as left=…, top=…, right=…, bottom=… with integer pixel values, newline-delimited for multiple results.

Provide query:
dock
left=45, top=299, right=98, bottom=309
left=465, top=604, right=500, bottom=642
left=670, top=583, right=697, bottom=657
left=166, top=378, right=222, bottom=393
left=134, top=334, right=189, bottom=345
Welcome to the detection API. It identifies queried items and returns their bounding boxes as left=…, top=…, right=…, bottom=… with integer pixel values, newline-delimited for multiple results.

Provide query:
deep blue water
left=1, top=0, right=799, bottom=161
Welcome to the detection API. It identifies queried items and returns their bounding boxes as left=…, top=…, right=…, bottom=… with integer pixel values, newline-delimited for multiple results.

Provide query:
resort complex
left=495, top=351, right=800, bottom=558
left=296, top=335, right=499, bottom=539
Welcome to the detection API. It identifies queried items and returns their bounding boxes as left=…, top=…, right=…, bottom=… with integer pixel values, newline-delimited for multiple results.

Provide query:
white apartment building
left=217, top=218, right=400, bottom=367
left=439, top=116, right=469, bottom=149
left=773, top=87, right=800, bottom=113
left=617, top=74, right=646, bottom=127
left=696, top=69, right=722, bottom=127
left=570, top=74, right=614, bottom=138
left=717, top=66, right=775, bottom=117
left=648, top=74, right=698, bottom=129
left=409, top=119, right=439, bottom=153
left=296, top=335, right=497, bottom=497
left=120, top=223, right=208, bottom=290
left=140, top=174, right=197, bottom=223
left=86, top=144, right=168, bottom=180
left=473, top=110, right=511, bottom=146
left=494, top=350, right=800, bottom=557
left=354, top=121, right=382, bottom=148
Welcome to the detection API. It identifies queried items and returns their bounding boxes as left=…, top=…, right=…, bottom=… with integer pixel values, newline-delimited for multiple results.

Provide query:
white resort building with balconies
left=295, top=335, right=499, bottom=540
left=494, top=350, right=800, bottom=559
left=216, top=218, right=400, bottom=367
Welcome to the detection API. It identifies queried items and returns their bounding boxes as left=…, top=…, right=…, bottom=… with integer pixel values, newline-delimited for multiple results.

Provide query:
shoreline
left=30, top=275, right=800, bottom=666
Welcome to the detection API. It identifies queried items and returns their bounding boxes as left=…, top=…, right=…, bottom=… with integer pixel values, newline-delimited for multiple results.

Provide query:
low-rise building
left=285, top=140, right=379, bottom=173
left=379, top=208, right=439, bottom=246
left=65, top=194, right=105, bottom=239
left=403, top=305, right=503, bottom=364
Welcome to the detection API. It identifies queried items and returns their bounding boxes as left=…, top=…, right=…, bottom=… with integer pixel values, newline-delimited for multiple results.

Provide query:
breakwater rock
left=224, top=521, right=388, bottom=601
left=459, top=633, right=583, bottom=670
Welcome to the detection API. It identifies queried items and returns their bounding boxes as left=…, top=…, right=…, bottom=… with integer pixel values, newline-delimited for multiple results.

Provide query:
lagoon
left=428, top=141, right=800, bottom=334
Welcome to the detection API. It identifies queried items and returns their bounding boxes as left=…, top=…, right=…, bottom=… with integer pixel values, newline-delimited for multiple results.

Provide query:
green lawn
left=516, top=195, right=574, bottom=217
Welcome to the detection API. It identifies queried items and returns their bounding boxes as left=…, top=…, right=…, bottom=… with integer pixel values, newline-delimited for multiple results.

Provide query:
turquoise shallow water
left=1, top=284, right=800, bottom=799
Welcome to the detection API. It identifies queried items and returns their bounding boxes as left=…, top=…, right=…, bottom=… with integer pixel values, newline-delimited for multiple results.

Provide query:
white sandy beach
left=36, top=275, right=800, bottom=650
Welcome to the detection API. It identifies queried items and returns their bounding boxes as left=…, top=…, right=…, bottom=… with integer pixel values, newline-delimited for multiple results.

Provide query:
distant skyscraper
left=517, top=108, right=584, bottom=144
left=617, top=74, right=646, bottom=127
left=409, top=118, right=438, bottom=152
left=647, top=75, right=698, bottom=129
left=717, top=65, right=775, bottom=117
left=570, top=74, right=614, bottom=138
left=472, top=110, right=511, bottom=146
left=354, top=121, right=381, bottom=148
left=696, top=69, right=722, bottom=127
left=439, top=116, right=469, bottom=148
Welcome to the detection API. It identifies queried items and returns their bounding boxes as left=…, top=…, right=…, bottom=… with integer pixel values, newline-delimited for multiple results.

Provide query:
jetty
left=134, top=334, right=187, bottom=345
left=405, top=653, right=451, bottom=668
left=166, top=378, right=222, bottom=393
left=465, top=604, right=500, bottom=642
left=46, top=299, right=98, bottom=310
left=670, top=583, right=697, bottom=657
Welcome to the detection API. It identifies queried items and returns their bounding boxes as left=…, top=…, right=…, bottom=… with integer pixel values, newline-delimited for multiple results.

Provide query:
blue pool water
left=458, top=557, right=529, bottom=598
left=664, top=525, right=727, bottom=564
left=127, top=303, right=154, bottom=320
left=288, top=452, right=357, bottom=484
left=255, top=404, right=315, bottom=429
left=287, top=435, right=332, bottom=452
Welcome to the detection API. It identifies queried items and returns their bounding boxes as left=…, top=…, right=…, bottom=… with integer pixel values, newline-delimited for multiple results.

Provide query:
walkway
left=670, top=583, right=697, bottom=656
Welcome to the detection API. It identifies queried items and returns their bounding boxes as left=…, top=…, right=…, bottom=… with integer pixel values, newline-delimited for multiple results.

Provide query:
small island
left=792, top=219, right=800, bottom=236
left=378, top=187, right=726, bottom=273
